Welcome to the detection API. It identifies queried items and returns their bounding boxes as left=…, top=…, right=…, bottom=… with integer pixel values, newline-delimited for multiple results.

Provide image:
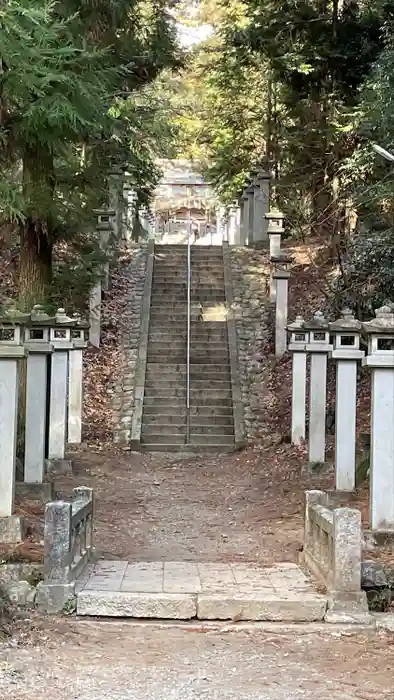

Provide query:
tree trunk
left=19, top=145, right=55, bottom=310
left=19, top=218, right=53, bottom=310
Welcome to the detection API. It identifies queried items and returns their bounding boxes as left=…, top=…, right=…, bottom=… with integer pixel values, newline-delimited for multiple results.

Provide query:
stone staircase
left=140, top=244, right=235, bottom=451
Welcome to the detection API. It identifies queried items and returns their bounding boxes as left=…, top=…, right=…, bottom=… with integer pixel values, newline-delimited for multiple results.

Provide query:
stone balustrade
left=36, top=487, right=94, bottom=612
left=303, top=490, right=370, bottom=622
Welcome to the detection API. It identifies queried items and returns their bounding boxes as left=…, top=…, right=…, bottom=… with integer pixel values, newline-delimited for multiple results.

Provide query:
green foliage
left=0, top=0, right=180, bottom=307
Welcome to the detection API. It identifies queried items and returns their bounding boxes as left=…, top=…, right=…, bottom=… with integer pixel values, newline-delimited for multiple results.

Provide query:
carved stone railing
left=303, top=490, right=370, bottom=622
left=36, top=487, right=94, bottom=612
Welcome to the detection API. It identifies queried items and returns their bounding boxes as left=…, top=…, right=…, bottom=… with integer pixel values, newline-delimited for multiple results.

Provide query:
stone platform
left=76, top=561, right=327, bottom=621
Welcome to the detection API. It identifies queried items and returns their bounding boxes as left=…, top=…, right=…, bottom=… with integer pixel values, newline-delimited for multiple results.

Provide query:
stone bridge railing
left=303, top=490, right=370, bottom=622
left=36, top=487, right=94, bottom=612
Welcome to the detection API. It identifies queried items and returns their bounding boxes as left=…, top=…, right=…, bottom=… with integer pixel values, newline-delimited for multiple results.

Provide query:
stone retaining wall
left=113, top=242, right=149, bottom=446
left=228, top=247, right=272, bottom=441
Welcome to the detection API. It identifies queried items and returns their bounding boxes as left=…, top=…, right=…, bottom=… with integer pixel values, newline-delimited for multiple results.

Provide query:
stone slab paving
left=76, top=561, right=327, bottom=621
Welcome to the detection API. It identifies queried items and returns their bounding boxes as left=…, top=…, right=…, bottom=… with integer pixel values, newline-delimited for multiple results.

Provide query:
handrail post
left=186, top=239, right=191, bottom=444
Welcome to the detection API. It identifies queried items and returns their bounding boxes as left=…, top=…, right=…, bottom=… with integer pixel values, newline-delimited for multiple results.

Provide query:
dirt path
left=55, top=444, right=333, bottom=565
left=1, top=621, right=393, bottom=699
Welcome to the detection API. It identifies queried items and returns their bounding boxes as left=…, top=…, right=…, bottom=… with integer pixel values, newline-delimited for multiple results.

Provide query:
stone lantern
left=0, top=309, right=28, bottom=537
left=265, top=210, right=284, bottom=258
left=362, top=305, right=394, bottom=530
left=288, top=315, right=307, bottom=445
left=24, top=305, right=55, bottom=486
left=68, top=313, right=89, bottom=445
left=96, top=208, right=115, bottom=291
left=304, top=311, right=333, bottom=466
left=47, top=308, right=74, bottom=468
left=329, top=309, right=364, bottom=492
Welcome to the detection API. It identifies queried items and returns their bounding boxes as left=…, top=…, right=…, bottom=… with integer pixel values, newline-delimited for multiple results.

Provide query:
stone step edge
left=76, top=590, right=327, bottom=622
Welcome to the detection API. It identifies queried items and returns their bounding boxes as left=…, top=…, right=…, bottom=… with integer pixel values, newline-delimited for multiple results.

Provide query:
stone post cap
left=287, top=315, right=305, bottom=331
left=30, top=305, right=55, bottom=325
left=55, top=308, right=74, bottom=326
left=0, top=310, right=31, bottom=325
left=93, top=208, right=116, bottom=216
left=256, top=167, right=271, bottom=180
left=304, top=310, right=329, bottom=330
left=265, top=209, right=284, bottom=221
left=329, top=308, right=362, bottom=333
left=362, top=304, right=394, bottom=334
left=72, top=312, right=89, bottom=330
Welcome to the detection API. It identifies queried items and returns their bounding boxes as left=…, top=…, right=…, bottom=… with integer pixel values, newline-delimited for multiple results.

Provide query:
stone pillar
left=97, top=215, right=114, bottom=292
left=273, top=269, right=290, bottom=357
left=68, top=315, right=89, bottom=444
left=329, top=310, right=364, bottom=492
left=0, top=315, right=28, bottom=540
left=288, top=316, right=308, bottom=445
left=89, top=282, right=101, bottom=348
left=246, top=188, right=254, bottom=245
left=253, top=170, right=270, bottom=246
left=216, top=206, right=225, bottom=240
left=362, top=305, right=394, bottom=530
left=305, top=312, right=332, bottom=467
left=48, top=309, right=74, bottom=465
left=239, top=196, right=247, bottom=245
left=24, top=306, right=54, bottom=484
left=227, top=205, right=239, bottom=246
left=266, top=210, right=284, bottom=303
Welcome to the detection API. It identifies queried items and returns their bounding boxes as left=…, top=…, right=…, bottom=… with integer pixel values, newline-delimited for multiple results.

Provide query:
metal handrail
left=186, top=238, right=191, bottom=444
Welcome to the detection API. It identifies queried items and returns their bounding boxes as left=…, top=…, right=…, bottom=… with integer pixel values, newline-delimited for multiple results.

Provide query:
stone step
left=143, top=397, right=186, bottom=408
left=144, top=387, right=187, bottom=398
left=190, top=424, right=234, bottom=435
left=142, top=414, right=234, bottom=428
left=144, top=389, right=232, bottom=402
left=142, top=414, right=187, bottom=426
left=149, top=314, right=188, bottom=322
left=190, top=397, right=233, bottom=407
left=76, top=561, right=327, bottom=621
left=142, top=403, right=233, bottom=416
left=140, top=433, right=187, bottom=445
left=188, top=434, right=235, bottom=445
left=137, top=443, right=237, bottom=453
left=145, top=367, right=231, bottom=381
left=189, top=371, right=231, bottom=381
left=146, top=356, right=230, bottom=364
left=145, top=379, right=231, bottom=391
left=143, top=404, right=186, bottom=416
left=144, top=363, right=231, bottom=372
left=149, top=308, right=186, bottom=315
left=148, top=333, right=228, bottom=342
left=146, top=355, right=230, bottom=363
left=150, top=295, right=226, bottom=303
left=190, top=414, right=234, bottom=426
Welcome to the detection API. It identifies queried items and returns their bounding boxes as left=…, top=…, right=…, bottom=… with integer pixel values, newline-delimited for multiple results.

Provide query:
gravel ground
left=52, top=445, right=334, bottom=566
left=1, top=621, right=393, bottom=699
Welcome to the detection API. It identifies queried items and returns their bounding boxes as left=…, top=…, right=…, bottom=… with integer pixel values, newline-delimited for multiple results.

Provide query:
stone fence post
left=68, top=314, right=89, bottom=445
left=266, top=210, right=284, bottom=302
left=24, top=305, right=54, bottom=485
left=0, top=313, right=28, bottom=542
left=47, top=309, right=74, bottom=469
left=362, top=305, right=394, bottom=531
left=288, top=315, right=307, bottom=444
left=329, top=310, right=364, bottom=492
left=273, top=268, right=291, bottom=357
left=304, top=311, right=332, bottom=467
left=253, top=169, right=270, bottom=247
